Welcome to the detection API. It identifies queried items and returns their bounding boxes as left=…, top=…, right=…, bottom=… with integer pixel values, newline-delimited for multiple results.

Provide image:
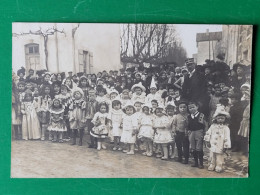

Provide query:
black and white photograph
left=11, top=23, right=252, bottom=178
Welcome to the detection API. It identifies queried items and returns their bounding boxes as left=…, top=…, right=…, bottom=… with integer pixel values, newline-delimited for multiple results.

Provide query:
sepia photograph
left=11, top=23, right=252, bottom=178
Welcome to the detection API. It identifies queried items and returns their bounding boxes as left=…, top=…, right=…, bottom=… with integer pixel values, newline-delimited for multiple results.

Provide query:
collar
left=189, top=69, right=195, bottom=78
left=191, top=111, right=199, bottom=118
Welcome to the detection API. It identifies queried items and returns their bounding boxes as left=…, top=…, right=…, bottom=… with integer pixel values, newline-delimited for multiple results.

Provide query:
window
left=78, top=49, right=93, bottom=73
left=24, top=43, right=40, bottom=71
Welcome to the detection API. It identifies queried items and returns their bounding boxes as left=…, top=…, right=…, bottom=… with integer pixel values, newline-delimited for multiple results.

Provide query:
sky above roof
left=176, top=25, right=222, bottom=58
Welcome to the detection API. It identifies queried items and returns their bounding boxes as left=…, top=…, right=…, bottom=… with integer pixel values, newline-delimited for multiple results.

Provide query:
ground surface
left=11, top=138, right=248, bottom=178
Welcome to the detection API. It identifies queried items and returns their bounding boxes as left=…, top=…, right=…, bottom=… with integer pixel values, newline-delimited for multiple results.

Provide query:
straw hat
left=131, top=82, right=146, bottom=92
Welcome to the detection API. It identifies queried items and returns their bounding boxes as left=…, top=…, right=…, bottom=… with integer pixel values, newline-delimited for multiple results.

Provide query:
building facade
left=12, top=23, right=121, bottom=75
left=222, top=25, right=253, bottom=68
left=196, top=30, right=222, bottom=65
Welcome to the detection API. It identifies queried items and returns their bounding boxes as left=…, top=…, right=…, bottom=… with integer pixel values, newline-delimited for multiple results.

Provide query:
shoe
left=198, top=164, right=204, bottom=169
left=101, top=144, right=107, bottom=149
left=142, top=152, right=147, bottom=156
left=113, top=147, right=117, bottom=151
left=127, top=151, right=134, bottom=155
left=117, top=147, right=122, bottom=151
left=58, top=140, right=64, bottom=143
left=156, top=154, right=163, bottom=158
left=182, top=160, right=188, bottom=164
left=123, top=149, right=128, bottom=153
left=161, top=156, right=168, bottom=160
left=147, top=152, right=153, bottom=157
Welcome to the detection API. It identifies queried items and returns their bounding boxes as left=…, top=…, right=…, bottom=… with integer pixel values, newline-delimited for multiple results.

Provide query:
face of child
left=65, top=79, right=71, bottom=86
left=44, top=87, right=51, bottom=95
left=34, top=88, right=39, bottom=95
left=205, top=68, right=210, bottom=75
left=167, top=108, right=175, bottom=116
left=125, top=107, right=134, bottom=115
left=216, top=115, right=226, bottom=124
left=151, top=101, right=158, bottom=108
left=237, top=66, right=244, bottom=75
left=81, top=79, right=88, bottom=87
left=57, top=74, right=62, bottom=81
left=161, top=73, right=166, bottom=79
left=100, top=105, right=107, bottom=113
left=44, top=75, right=50, bottom=82
left=18, top=84, right=25, bottom=91
left=241, top=87, right=248, bottom=95
left=53, top=85, right=60, bottom=93
left=29, top=70, right=34, bottom=76
left=134, top=103, right=142, bottom=112
left=219, top=83, right=225, bottom=89
left=26, top=83, right=32, bottom=90
left=135, top=87, right=142, bottom=95
left=74, top=91, right=82, bottom=100
left=215, top=88, right=221, bottom=96
left=188, top=104, right=198, bottom=114
left=110, top=93, right=117, bottom=100
left=174, top=90, right=180, bottom=97
left=179, top=104, right=187, bottom=114
left=19, top=73, right=24, bottom=78
left=156, top=108, right=163, bottom=117
left=53, top=100, right=60, bottom=108
left=25, top=95, right=32, bottom=102
left=143, top=107, right=149, bottom=115
left=98, top=91, right=105, bottom=97
left=89, top=94, right=96, bottom=101
left=113, top=104, right=121, bottom=110
left=136, top=75, right=141, bottom=80
left=230, top=98, right=238, bottom=105
left=61, top=87, right=68, bottom=95
left=97, top=80, right=104, bottom=85
left=150, top=87, right=157, bottom=94
left=168, top=89, right=175, bottom=96
left=51, top=76, right=57, bottom=82
left=122, top=92, right=129, bottom=99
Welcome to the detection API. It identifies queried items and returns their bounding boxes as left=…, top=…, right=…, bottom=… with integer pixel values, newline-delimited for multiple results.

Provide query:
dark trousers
left=175, top=131, right=190, bottom=160
left=87, top=119, right=97, bottom=147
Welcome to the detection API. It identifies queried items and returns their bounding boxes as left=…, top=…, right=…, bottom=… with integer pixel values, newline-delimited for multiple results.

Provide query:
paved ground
left=11, top=138, right=248, bottom=178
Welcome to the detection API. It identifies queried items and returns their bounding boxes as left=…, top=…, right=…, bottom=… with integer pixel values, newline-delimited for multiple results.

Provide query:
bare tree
left=13, top=26, right=66, bottom=71
left=120, top=24, right=186, bottom=66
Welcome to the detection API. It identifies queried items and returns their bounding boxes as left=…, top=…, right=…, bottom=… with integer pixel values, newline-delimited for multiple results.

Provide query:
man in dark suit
left=182, top=58, right=208, bottom=118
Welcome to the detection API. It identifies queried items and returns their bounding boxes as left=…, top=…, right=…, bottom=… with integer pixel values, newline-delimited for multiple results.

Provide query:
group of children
left=12, top=61, right=251, bottom=173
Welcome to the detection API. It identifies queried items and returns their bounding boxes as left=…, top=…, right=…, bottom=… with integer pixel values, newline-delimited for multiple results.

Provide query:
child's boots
left=78, top=129, right=84, bottom=146
left=198, top=151, right=204, bottom=169
left=191, top=151, right=198, bottom=167
left=71, top=129, right=77, bottom=145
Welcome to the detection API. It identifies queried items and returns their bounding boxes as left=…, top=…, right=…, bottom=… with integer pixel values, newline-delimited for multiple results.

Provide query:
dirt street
left=11, top=139, right=246, bottom=178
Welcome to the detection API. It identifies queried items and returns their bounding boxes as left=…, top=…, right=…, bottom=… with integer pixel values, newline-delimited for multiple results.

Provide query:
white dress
left=153, top=115, right=173, bottom=144
left=91, top=112, right=109, bottom=138
left=120, top=114, right=138, bottom=144
left=138, top=113, right=154, bottom=140
left=108, top=109, right=124, bottom=136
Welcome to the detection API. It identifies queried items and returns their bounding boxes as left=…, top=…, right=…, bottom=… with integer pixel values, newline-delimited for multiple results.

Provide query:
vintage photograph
left=11, top=23, right=252, bottom=178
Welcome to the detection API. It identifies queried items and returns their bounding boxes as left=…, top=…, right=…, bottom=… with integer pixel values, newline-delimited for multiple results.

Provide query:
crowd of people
left=12, top=57, right=251, bottom=173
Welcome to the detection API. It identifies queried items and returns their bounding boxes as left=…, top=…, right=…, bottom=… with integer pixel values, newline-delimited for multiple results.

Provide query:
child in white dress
left=108, top=99, right=124, bottom=151
left=21, top=90, right=41, bottom=140
left=120, top=101, right=139, bottom=155
left=91, top=102, right=109, bottom=150
left=137, top=103, right=154, bottom=157
left=153, top=105, right=173, bottom=160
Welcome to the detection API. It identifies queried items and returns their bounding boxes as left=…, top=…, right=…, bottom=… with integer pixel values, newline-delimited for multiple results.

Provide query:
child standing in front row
left=153, top=105, right=173, bottom=160
left=48, top=98, right=67, bottom=142
left=21, top=90, right=41, bottom=140
left=172, top=101, right=189, bottom=164
left=91, top=102, right=109, bottom=150
left=166, top=104, right=176, bottom=159
left=204, top=105, right=231, bottom=173
left=137, top=104, right=154, bottom=157
left=120, top=101, right=139, bottom=155
left=69, top=88, right=86, bottom=146
left=108, top=99, right=124, bottom=151
left=188, top=101, right=208, bottom=169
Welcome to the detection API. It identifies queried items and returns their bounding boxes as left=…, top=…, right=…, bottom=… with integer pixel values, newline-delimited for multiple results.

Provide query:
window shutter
left=78, top=49, right=84, bottom=72
left=89, top=52, right=93, bottom=73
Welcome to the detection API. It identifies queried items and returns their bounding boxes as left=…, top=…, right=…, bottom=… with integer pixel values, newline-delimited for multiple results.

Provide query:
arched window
left=24, top=43, right=40, bottom=72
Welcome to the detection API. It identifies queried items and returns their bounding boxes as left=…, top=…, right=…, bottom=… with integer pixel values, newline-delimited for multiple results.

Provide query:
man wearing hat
left=182, top=58, right=208, bottom=116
